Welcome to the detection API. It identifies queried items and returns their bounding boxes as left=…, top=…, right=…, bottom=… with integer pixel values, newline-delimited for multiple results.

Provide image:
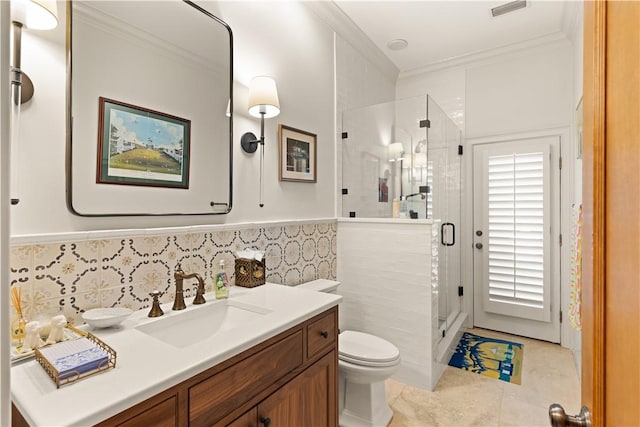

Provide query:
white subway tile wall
left=337, top=219, right=441, bottom=390
left=9, top=220, right=337, bottom=325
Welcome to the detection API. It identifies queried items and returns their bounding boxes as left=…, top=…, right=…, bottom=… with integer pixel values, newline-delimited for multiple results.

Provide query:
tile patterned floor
left=385, top=329, right=581, bottom=427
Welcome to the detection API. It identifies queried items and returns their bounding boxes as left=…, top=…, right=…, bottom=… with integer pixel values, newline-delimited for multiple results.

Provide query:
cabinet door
left=258, top=350, right=336, bottom=427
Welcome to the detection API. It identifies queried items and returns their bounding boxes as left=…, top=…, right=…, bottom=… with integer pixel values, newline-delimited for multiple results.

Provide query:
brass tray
left=34, top=325, right=117, bottom=388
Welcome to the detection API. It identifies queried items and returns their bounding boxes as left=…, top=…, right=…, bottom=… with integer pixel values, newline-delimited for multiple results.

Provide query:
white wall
left=11, top=1, right=342, bottom=235
left=335, top=35, right=397, bottom=112
left=397, top=38, right=575, bottom=347
left=335, top=35, right=397, bottom=217
left=464, top=42, right=572, bottom=138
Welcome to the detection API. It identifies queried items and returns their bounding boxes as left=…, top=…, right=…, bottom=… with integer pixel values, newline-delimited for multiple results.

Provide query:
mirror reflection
left=67, top=0, right=232, bottom=216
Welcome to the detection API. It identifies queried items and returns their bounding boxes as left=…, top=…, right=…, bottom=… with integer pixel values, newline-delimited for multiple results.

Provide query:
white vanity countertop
left=11, top=283, right=341, bottom=426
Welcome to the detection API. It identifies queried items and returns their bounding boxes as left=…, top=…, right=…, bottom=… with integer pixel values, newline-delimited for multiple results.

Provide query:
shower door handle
left=441, top=223, right=455, bottom=246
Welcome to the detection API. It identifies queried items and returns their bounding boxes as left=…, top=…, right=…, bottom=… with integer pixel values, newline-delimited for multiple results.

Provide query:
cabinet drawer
left=189, top=330, right=303, bottom=427
left=307, top=310, right=336, bottom=359
left=116, top=396, right=177, bottom=427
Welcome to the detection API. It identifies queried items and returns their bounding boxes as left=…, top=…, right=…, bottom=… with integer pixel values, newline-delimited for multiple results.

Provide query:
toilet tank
left=297, top=279, right=340, bottom=294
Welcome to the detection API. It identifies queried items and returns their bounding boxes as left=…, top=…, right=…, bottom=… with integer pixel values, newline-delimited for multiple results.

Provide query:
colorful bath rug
left=448, top=332, right=523, bottom=384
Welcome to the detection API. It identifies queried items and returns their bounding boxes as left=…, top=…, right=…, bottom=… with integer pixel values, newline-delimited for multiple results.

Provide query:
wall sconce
left=9, top=0, right=58, bottom=205
left=11, top=0, right=58, bottom=105
left=240, top=76, right=280, bottom=207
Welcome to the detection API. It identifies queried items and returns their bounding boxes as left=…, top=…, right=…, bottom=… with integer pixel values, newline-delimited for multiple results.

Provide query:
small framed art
left=278, top=124, right=317, bottom=183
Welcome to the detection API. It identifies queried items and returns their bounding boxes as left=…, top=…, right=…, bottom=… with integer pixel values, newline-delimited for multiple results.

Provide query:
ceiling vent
left=491, top=0, right=527, bottom=17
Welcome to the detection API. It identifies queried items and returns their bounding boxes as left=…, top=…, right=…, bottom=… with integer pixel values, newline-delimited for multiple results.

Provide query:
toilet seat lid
left=339, top=330, right=400, bottom=364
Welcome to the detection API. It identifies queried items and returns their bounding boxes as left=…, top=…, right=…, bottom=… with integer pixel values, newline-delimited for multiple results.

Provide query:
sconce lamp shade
left=11, top=0, right=59, bottom=30
left=247, top=76, right=280, bottom=118
left=388, top=142, right=405, bottom=161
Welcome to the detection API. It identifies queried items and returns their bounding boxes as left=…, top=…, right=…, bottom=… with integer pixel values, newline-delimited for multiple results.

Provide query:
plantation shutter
left=483, top=145, right=551, bottom=322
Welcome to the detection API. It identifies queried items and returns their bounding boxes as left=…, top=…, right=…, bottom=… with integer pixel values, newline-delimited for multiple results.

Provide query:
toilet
left=297, top=280, right=400, bottom=427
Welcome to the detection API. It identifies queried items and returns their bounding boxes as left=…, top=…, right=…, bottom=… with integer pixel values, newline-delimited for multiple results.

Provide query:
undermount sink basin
left=136, top=299, right=272, bottom=347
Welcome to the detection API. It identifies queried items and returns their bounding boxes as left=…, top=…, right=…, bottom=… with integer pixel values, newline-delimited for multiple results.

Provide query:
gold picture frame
left=278, top=124, right=317, bottom=182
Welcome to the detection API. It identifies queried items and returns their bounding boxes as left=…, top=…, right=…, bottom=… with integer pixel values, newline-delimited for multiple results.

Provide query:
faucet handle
left=193, top=277, right=206, bottom=305
left=148, top=291, right=164, bottom=317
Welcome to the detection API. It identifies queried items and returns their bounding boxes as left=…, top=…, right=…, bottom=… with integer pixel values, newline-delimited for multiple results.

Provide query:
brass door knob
left=548, top=404, right=591, bottom=427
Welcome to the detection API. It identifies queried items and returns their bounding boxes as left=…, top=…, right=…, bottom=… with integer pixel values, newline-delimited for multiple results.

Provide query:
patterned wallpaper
left=9, top=220, right=337, bottom=325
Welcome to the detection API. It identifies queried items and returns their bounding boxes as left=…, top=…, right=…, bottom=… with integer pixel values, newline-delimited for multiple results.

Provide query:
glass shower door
left=427, top=96, right=462, bottom=338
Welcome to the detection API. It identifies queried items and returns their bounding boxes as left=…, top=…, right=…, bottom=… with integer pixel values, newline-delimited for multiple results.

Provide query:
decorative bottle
left=215, top=260, right=229, bottom=299
left=392, top=198, right=400, bottom=218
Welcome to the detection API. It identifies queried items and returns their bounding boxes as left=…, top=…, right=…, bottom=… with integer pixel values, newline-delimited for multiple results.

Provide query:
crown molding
left=304, top=1, right=399, bottom=83
left=399, top=31, right=571, bottom=80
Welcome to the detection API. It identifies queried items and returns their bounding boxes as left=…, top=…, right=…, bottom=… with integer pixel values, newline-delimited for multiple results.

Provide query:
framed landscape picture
left=96, top=97, right=191, bottom=188
left=278, top=124, right=317, bottom=182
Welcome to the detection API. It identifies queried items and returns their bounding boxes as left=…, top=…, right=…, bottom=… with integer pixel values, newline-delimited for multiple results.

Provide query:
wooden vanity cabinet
left=12, top=306, right=338, bottom=427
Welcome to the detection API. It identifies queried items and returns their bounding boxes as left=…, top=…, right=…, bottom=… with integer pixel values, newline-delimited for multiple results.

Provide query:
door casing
left=462, top=128, right=573, bottom=348
left=472, top=136, right=561, bottom=343
left=582, top=1, right=640, bottom=425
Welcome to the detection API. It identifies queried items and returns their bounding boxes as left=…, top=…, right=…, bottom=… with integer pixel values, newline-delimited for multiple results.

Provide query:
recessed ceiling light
left=387, top=39, right=408, bottom=51
left=491, top=0, right=527, bottom=17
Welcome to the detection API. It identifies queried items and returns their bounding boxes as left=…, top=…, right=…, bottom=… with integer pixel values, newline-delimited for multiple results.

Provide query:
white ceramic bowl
left=82, top=307, right=133, bottom=329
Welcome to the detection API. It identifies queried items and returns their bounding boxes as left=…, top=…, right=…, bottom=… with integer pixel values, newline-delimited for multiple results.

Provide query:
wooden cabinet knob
left=320, top=331, right=329, bottom=339
left=260, top=417, right=271, bottom=427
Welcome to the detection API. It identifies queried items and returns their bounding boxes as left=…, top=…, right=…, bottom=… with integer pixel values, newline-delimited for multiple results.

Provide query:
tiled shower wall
left=9, top=219, right=337, bottom=325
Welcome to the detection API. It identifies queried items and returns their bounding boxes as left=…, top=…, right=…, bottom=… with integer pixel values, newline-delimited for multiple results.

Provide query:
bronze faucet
left=172, top=266, right=207, bottom=310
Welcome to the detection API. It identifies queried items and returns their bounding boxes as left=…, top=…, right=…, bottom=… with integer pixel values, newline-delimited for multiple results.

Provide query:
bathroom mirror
left=67, top=0, right=233, bottom=216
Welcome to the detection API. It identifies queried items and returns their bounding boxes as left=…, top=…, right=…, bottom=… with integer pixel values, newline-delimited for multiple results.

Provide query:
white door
left=473, top=136, right=561, bottom=342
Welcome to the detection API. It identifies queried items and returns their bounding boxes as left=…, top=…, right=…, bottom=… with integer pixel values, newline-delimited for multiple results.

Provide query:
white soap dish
left=82, top=307, right=133, bottom=329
